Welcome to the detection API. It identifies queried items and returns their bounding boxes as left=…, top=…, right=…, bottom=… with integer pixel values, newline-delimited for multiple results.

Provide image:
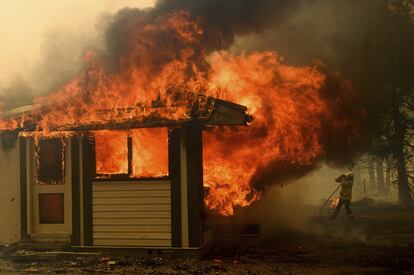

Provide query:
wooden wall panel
left=92, top=180, right=172, bottom=247
left=93, top=218, right=171, bottom=226
left=93, top=212, right=170, bottom=219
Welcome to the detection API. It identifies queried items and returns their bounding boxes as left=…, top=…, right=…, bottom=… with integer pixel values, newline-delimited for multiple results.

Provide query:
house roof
left=0, top=96, right=251, bottom=132
left=0, top=105, right=33, bottom=120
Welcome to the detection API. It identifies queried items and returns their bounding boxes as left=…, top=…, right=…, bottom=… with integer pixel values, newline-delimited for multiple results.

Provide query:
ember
left=330, top=197, right=340, bottom=208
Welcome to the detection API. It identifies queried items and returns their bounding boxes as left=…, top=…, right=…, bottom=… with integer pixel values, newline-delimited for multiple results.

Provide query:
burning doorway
left=26, top=137, right=73, bottom=241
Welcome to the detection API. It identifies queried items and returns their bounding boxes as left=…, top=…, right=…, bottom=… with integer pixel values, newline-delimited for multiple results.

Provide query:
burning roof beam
left=0, top=96, right=251, bottom=132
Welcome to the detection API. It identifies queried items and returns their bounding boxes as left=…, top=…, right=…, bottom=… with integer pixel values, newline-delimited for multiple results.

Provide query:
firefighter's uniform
left=332, top=172, right=354, bottom=219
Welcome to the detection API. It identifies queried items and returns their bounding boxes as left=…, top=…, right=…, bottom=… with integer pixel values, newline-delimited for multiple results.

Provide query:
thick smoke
left=155, top=0, right=299, bottom=50
left=99, top=0, right=364, bottom=173
left=0, top=16, right=107, bottom=111
left=231, top=0, right=414, bottom=163
left=2, top=0, right=411, bottom=211
left=101, top=0, right=299, bottom=77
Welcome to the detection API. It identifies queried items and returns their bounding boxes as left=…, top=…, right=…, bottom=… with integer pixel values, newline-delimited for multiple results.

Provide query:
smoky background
left=0, top=0, right=154, bottom=110
left=0, top=0, right=410, bottom=234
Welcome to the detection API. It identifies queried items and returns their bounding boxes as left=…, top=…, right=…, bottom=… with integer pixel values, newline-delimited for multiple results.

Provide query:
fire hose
left=318, top=184, right=341, bottom=216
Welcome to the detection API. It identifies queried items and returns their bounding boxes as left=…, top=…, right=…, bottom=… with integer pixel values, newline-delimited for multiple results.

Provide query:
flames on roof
left=0, top=10, right=351, bottom=216
left=0, top=95, right=251, bottom=132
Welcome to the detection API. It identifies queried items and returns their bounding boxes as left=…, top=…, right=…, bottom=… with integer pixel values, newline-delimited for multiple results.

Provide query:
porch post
left=184, top=123, right=204, bottom=247
left=82, top=134, right=94, bottom=246
left=169, top=128, right=182, bottom=247
left=19, top=136, right=28, bottom=240
left=71, top=136, right=81, bottom=245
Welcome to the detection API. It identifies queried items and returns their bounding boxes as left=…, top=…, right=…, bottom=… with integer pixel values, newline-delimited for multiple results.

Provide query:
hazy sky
left=0, top=0, right=155, bottom=83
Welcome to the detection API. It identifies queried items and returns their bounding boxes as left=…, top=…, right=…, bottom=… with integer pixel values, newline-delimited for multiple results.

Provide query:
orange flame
left=131, top=128, right=168, bottom=178
left=95, top=130, right=128, bottom=175
left=0, top=11, right=339, bottom=216
left=94, top=128, right=168, bottom=178
left=330, top=197, right=340, bottom=208
left=203, top=52, right=327, bottom=215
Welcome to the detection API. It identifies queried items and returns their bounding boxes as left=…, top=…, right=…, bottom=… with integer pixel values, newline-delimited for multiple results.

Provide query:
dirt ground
left=1, top=204, right=414, bottom=274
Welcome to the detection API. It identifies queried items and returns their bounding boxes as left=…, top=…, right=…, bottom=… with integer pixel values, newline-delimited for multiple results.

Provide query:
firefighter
left=331, top=169, right=354, bottom=219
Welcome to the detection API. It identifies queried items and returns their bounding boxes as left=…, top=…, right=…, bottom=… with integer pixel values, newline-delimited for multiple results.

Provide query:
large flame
left=94, top=128, right=168, bottom=178
left=95, top=130, right=129, bottom=175
left=203, top=52, right=327, bottom=215
left=131, top=128, right=169, bottom=178
left=0, top=11, right=342, bottom=216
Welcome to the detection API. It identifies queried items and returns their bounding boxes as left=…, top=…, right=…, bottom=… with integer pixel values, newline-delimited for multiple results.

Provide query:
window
left=95, top=130, right=128, bottom=175
left=39, top=193, right=64, bottom=224
left=94, top=128, right=169, bottom=178
left=37, top=138, right=64, bottom=184
left=131, top=128, right=169, bottom=178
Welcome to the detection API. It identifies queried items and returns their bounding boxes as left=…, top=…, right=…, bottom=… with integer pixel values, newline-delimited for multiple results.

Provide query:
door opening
left=29, top=137, right=72, bottom=239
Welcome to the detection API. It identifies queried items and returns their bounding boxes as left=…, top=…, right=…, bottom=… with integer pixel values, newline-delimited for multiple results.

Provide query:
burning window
left=94, top=128, right=168, bottom=178
left=95, top=130, right=128, bottom=175
left=37, top=138, right=64, bottom=184
left=131, top=128, right=169, bottom=178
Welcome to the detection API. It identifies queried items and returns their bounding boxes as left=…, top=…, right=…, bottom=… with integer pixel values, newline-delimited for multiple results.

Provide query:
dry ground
left=1, top=204, right=414, bottom=274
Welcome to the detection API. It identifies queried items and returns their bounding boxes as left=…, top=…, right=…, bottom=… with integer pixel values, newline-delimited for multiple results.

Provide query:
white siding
left=92, top=180, right=172, bottom=247
left=0, top=137, right=20, bottom=243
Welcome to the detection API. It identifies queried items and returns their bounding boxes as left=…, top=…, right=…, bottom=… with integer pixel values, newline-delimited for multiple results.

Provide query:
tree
left=342, top=0, right=414, bottom=203
left=376, top=157, right=386, bottom=194
left=238, top=0, right=414, bottom=201
left=368, top=156, right=377, bottom=192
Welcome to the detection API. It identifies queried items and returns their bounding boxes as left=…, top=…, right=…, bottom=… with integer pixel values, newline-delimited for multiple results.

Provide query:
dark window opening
left=37, top=138, right=64, bottom=184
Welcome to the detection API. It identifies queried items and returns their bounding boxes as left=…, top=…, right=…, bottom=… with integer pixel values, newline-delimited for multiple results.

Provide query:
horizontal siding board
left=94, top=204, right=170, bottom=212
left=93, top=232, right=171, bottom=239
left=94, top=225, right=171, bottom=233
left=93, top=187, right=170, bottom=192
left=93, top=218, right=171, bottom=226
left=93, top=197, right=170, bottom=205
left=92, top=181, right=172, bottom=247
left=93, top=190, right=171, bottom=198
left=93, top=181, right=171, bottom=191
left=94, top=212, right=171, bottom=218
left=94, top=239, right=171, bottom=247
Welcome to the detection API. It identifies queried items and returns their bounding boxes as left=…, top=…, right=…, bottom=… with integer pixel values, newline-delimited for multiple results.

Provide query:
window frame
left=93, top=129, right=170, bottom=181
left=35, top=137, right=65, bottom=185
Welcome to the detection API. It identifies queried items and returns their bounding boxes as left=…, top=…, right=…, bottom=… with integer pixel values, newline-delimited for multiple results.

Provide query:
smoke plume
left=2, top=0, right=411, bottom=215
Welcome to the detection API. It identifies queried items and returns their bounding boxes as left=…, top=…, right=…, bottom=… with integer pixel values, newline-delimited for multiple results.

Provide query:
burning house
left=0, top=95, right=251, bottom=251
left=2, top=0, right=414, bottom=272
left=0, top=3, right=345, bottom=255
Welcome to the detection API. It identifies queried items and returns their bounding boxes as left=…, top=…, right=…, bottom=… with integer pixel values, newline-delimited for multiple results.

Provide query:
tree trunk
left=385, top=156, right=391, bottom=195
left=354, top=159, right=361, bottom=187
left=376, top=157, right=385, bottom=194
left=368, top=155, right=376, bottom=193
left=393, top=107, right=412, bottom=204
